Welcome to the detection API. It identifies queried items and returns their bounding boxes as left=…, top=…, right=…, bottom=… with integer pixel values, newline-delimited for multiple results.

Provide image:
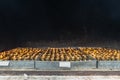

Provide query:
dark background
left=0, top=0, right=120, bottom=48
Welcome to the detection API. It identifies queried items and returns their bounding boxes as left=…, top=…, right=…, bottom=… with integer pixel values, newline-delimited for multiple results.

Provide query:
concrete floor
left=0, top=76, right=119, bottom=80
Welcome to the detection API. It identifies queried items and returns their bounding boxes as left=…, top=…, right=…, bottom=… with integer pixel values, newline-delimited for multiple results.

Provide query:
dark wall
left=0, top=0, right=119, bottom=48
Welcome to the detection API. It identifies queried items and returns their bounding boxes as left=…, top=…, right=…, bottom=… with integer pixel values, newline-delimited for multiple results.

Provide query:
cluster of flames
left=0, top=47, right=120, bottom=61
